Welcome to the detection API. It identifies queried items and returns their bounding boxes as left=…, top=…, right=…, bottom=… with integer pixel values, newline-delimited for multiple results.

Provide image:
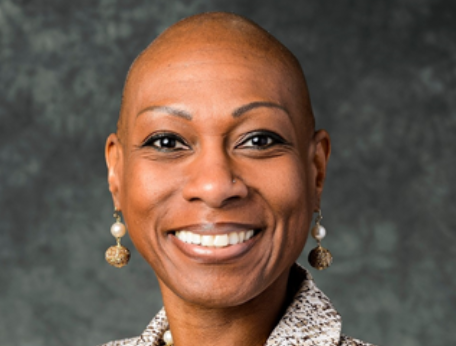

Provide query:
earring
left=308, top=209, right=333, bottom=270
left=105, top=209, right=131, bottom=268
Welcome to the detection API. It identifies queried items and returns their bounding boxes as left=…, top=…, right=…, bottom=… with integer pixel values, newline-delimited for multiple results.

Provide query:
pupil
left=161, top=137, right=175, bottom=147
left=253, top=136, right=268, bottom=146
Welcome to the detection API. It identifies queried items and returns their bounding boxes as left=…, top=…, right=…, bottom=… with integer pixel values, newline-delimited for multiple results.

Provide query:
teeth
left=228, top=232, right=239, bottom=245
left=214, top=234, right=228, bottom=247
left=175, top=230, right=255, bottom=247
left=190, top=233, right=201, bottom=244
left=201, top=235, right=214, bottom=246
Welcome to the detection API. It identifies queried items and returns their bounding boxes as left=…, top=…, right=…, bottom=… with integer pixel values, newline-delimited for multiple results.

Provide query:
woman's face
left=107, top=41, right=329, bottom=308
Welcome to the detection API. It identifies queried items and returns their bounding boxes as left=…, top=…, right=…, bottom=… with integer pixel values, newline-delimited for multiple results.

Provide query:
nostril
left=226, top=195, right=242, bottom=203
left=182, top=173, right=248, bottom=208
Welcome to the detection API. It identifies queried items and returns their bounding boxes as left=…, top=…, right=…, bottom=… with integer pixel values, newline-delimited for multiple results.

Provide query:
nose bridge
left=195, top=147, right=232, bottom=185
left=182, top=141, right=246, bottom=207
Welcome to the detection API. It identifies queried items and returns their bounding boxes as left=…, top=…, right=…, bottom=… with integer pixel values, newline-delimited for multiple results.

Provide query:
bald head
left=117, top=12, right=314, bottom=139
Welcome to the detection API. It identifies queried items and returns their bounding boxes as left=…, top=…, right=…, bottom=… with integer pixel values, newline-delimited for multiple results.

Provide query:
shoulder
left=339, top=334, right=377, bottom=346
left=98, top=336, right=140, bottom=346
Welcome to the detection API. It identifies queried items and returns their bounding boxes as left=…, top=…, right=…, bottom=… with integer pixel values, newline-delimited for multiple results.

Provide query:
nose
left=182, top=150, right=248, bottom=208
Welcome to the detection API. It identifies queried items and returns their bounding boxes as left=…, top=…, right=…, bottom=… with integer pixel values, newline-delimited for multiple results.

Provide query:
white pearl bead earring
left=308, top=209, right=333, bottom=270
left=163, top=330, right=174, bottom=345
left=105, top=209, right=131, bottom=268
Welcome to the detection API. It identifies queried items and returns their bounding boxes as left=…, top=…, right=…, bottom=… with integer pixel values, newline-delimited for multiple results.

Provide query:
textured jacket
left=101, top=265, right=375, bottom=346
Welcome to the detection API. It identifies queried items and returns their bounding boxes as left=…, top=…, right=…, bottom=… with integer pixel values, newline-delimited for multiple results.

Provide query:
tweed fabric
left=100, top=265, right=374, bottom=346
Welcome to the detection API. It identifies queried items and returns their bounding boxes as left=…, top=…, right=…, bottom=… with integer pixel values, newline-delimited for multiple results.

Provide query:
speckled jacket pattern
left=101, top=265, right=375, bottom=346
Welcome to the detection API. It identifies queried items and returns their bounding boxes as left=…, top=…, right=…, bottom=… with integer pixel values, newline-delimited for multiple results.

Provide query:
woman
left=102, top=12, right=375, bottom=346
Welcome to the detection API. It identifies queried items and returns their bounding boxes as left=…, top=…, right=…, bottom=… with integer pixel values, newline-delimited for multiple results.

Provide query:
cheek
left=119, top=158, right=178, bottom=254
left=122, top=160, right=157, bottom=219
left=249, top=156, right=310, bottom=219
left=245, top=156, right=313, bottom=256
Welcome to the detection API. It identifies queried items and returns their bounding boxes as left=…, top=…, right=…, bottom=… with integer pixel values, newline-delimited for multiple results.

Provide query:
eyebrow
left=136, top=101, right=289, bottom=120
left=232, top=101, right=290, bottom=118
left=137, top=105, right=192, bottom=120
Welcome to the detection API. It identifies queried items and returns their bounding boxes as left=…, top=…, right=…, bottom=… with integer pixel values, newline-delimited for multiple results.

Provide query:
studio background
left=1, top=0, right=455, bottom=345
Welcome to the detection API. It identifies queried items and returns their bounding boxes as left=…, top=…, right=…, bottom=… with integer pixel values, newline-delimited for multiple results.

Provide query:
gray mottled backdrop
left=1, top=0, right=455, bottom=345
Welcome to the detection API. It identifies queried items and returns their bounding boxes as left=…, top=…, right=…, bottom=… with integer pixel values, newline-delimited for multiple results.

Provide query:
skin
left=106, top=12, right=330, bottom=346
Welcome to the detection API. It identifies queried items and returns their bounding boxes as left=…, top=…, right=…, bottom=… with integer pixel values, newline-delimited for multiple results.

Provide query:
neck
left=160, top=268, right=296, bottom=346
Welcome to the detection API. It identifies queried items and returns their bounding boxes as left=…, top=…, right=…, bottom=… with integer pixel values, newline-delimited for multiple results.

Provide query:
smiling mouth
left=174, top=229, right=258, bottom=248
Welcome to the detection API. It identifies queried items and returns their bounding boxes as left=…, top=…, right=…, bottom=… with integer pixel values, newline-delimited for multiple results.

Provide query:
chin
left=173, top=280, right=264, bottom=309
left=156, top=258, right=293, bottom=310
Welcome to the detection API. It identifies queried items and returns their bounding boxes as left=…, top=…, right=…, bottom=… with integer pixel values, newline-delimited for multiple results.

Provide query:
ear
left=310, top=129, right=331, bottom=211
left=105, top=133, right=124, bottom=210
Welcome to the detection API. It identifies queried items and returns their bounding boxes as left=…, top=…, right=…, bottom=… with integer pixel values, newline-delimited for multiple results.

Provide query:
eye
left=142, top=133, right=189, bottom=151
left=237, top=131, right=286, bottom=149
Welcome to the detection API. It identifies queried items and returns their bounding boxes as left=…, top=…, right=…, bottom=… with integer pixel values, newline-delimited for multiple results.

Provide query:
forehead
left=125, top=41, right=299, bottom=116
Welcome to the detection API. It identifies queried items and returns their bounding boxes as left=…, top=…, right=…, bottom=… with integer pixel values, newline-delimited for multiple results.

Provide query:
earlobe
left=105, top=133, right=124, bottom=209
left=311, top=129, right=331, bottom=210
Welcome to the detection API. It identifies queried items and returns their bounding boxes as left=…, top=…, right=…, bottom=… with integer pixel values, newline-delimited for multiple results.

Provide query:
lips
left=168, top=223, right=262, bottom=263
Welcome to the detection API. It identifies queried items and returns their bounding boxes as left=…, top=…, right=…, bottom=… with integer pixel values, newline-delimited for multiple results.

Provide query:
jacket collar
left=136, top=264, right=341, bottom=346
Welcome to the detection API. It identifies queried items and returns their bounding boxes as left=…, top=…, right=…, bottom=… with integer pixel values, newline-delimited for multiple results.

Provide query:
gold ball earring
left=308, top=209, right=333, bottom=270
left=105, top=209, right=131, bottom=268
